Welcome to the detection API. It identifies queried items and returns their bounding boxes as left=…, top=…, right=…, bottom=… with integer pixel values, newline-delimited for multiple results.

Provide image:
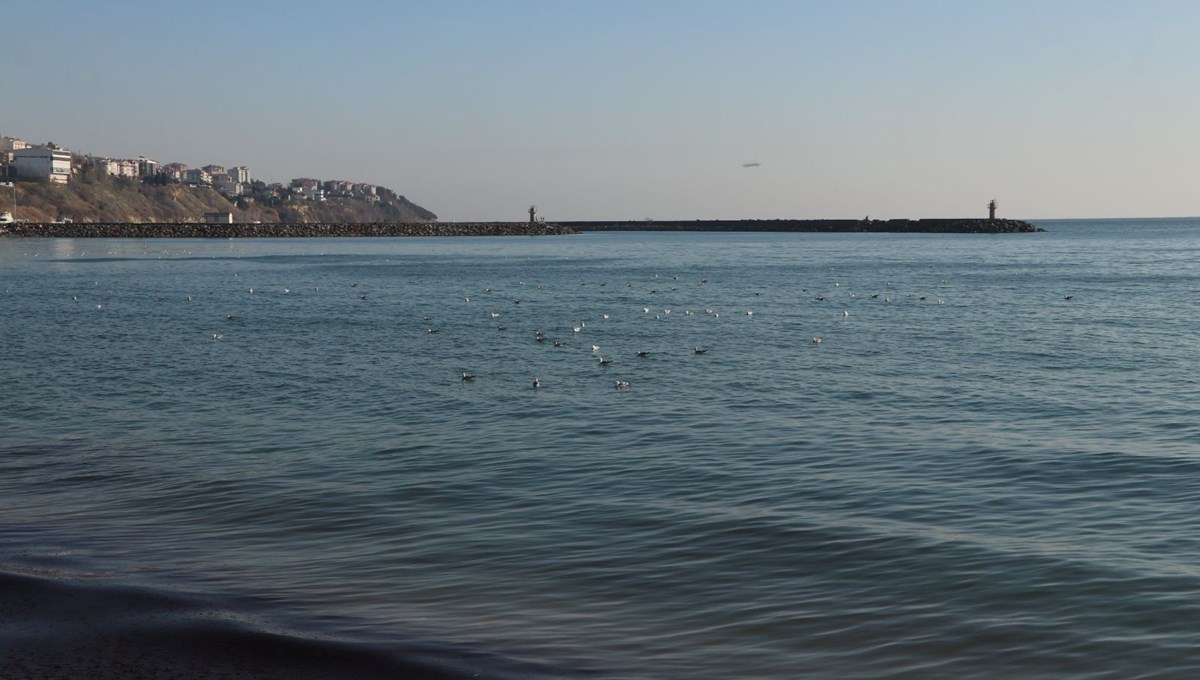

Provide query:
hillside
left=3, top=176, right=436, bottom=224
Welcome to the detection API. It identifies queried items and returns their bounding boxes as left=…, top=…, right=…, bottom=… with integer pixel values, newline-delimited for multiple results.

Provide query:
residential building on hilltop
left=228, top=166, right=251, bottom=183
left=213, top=173, right=244, bottom=197
left=94, top=158, right=138, bottom=178
left=138, top=156, right=159, bottom=177
left=185, top=168, right=212, bottom=185
left=13, top=147, right=72, bottom=184
left=161, top=163, right=188, bottom=181
left=0, top=137, right=29, bottom=152
left=1, top=137, right=30, bottom=178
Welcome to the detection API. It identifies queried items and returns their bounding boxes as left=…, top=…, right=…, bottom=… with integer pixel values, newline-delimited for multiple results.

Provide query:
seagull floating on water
left=532, top=377, right=541, bottom=388
left=461, top=372, right=475, bottom=382
left=615, top=380, right=631, bottom=389
left=694, top=347, right=708, bottom=355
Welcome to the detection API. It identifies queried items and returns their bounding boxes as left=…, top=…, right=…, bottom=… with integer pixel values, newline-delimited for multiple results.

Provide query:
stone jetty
left=560, top=218, right=1043, bottom=233
left=1, top=218, right=1044, bottom=238
left=0, top=222, right=579, bottom=238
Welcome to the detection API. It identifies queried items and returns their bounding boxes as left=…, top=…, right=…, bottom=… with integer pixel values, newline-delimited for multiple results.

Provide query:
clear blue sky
left=3, top=0, right=1197, bottom=220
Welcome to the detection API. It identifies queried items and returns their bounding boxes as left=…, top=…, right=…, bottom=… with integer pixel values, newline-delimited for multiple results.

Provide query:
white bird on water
left=532, top=377, right=541, bottom=389
left=615, top=380, right=631, bottom=389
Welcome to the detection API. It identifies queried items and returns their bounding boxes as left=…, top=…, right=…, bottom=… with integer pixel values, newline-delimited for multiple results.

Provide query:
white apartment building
left=138, top=157, right=159, bottom=177
left=13, top=147, right=72, bottom=184
left=1, top=137, right=30, bottom=153
left=213, top=174, right=244, bottom=196
left=228, top=166, right=251, bottom=183
left=95, top=159, right=137, bottom=178
left=185, top=168, right=212, bottom=185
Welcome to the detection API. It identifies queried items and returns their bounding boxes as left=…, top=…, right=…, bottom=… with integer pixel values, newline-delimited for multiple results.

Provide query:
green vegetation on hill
left=3, top=174, right=436, bottom=224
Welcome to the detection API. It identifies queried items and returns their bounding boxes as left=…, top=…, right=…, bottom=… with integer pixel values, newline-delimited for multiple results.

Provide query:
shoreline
left=0, top=568, right=547, bottom=680
left=1, top=218, right=1042, bottom=238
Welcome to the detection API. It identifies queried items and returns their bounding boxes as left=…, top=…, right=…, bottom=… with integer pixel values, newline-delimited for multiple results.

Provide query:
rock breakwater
left=560, top=218, right=1044, bottom=233
left=0, top=222, right=578, bottom=238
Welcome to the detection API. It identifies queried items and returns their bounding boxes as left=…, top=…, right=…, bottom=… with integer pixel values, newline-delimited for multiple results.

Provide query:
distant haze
left=4, top=0, right=1197, bottom=221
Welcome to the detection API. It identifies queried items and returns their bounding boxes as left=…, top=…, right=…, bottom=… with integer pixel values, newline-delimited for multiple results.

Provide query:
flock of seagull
left=177, top=270, right=997, bottom=394
left=53, top=257, right=1069, bottom=397
left=388, top=275, right=959, bottom=393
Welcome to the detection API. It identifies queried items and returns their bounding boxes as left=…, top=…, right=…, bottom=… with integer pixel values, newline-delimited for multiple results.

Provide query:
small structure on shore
left=203, top=211, right=233, bottom=224
left=528, top=205, right=537, bottom=225
left=988, top=199, right=998, bottom=221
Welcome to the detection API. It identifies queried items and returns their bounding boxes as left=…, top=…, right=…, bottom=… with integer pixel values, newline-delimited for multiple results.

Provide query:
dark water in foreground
left=2, top=219, right=1199, bottom=678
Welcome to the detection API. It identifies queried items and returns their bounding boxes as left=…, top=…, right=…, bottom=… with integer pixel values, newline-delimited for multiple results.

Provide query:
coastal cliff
left=0, top=178, right=435, bottom=224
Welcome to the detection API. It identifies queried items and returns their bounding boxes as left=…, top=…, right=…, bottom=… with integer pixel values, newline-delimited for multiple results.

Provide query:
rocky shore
left=0, top=221, right=578, bottom=238
left=561, top=218, right=1044, bottom=233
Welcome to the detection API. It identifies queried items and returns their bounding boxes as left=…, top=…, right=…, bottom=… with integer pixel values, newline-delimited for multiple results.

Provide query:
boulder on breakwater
left=0, top=222, right=579, bottom=238
left=559, top=218, right=1044, bottom=233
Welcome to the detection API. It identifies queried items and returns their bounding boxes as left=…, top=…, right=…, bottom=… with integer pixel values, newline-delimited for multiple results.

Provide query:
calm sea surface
left=2, top=219, right=1199, bottom=678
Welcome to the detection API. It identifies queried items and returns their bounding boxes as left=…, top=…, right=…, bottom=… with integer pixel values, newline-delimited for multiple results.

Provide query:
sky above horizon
left=3, top=0, right=1197, bottom=221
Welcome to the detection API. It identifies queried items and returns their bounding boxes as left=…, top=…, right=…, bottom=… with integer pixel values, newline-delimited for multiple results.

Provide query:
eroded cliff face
left=2, top=180, right=436, bottom=224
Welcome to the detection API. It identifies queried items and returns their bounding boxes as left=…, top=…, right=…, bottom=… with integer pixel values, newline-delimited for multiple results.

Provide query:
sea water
left=2, top=219, right=1199, bottom=678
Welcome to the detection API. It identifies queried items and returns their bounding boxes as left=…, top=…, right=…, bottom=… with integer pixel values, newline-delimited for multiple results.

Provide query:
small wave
left=0, top=569, right=587, bottom=680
